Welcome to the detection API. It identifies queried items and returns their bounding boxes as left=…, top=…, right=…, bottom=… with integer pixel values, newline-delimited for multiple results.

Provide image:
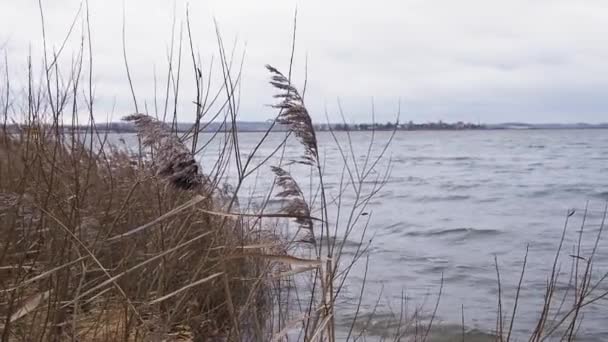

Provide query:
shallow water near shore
left=113, top=129, right=608, bottom=340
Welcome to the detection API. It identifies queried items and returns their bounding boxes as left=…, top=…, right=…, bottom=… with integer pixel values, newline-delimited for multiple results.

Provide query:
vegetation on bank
left=0, top=6, right=391, bottom=339
left=0, top=120, right=485, bottom=135
left=1, top=5, right=608, bottom=342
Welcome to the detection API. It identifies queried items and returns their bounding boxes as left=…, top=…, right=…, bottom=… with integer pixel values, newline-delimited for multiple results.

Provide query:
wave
left=440, top=182, right=480, bottom=191
left=476, top=196, right=502, bottom=203
left=396, top=254, right=449, bottom=264
left=569, top=142, right=591, bottom=147
left=380, top=221, right=416, bottom=235
left=387, top=176, right=429, bottom=185
left=403, top=227, right=501, bottom=238
left=410, top=156, right=477, bottom=162
left=338, top=312, right=495, bottom=341
left=526, top=185, right=595, bottom=198
left=527, top=189, right=552, bottom=198
left=417, top=194, right=471, bottom=202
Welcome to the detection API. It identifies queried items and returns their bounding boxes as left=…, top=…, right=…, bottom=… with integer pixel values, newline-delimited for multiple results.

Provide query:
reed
left=1, top=4, right=607, bottom=342
left=0, top=3, right=391, bottom=340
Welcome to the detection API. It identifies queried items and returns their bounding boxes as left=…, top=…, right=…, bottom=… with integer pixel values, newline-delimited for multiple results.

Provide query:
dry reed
left=2, top=4, right=607, bottom=342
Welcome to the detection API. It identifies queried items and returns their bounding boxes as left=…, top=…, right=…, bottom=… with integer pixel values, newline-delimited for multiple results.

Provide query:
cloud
left=1, top=0, right=607, bottom=123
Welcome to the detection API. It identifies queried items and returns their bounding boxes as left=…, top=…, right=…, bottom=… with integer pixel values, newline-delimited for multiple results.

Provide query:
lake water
left=119, top=129, right=608, bottom=340
left=316, top=129, right=608, bottom=341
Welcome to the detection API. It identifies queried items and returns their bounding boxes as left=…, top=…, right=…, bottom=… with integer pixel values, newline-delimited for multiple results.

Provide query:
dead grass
left=0, top=127, right=282, bottom=341
left=5, top=4, right=605, bottom=342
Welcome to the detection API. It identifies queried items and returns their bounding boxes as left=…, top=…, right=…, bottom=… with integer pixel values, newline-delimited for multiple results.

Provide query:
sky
left=1, top=0, right=608, bottom=124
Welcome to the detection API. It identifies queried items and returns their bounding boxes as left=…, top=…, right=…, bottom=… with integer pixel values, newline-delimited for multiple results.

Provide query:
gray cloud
left=1, top=0, right=607, bottom=123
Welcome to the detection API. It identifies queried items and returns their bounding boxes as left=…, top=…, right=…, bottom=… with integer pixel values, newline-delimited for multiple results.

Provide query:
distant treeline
left=4, top=120, right=486, bottom=133
left=314, top=121, right=484, bottom=131
left=5, top=120, right=607, bottom=133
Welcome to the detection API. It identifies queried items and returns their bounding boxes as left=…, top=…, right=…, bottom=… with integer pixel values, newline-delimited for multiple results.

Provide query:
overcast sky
left=1, top=0, right=608, bottom=123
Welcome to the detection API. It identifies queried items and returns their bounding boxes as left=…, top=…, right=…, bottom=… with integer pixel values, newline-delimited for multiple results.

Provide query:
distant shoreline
left=51, top=127, right=608, bottom=134
left=5, top=122, right=608, bottom=134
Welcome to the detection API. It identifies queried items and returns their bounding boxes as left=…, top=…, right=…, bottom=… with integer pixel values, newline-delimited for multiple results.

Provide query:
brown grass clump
left=0, top=6, right=394, bottom=341
left=4, top=7, right=608, bottom=339
left=0, top=127, right=278, bottom=341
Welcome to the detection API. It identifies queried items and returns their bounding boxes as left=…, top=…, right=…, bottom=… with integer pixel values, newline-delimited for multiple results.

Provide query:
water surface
left=118, top=129, right=608, bottom=340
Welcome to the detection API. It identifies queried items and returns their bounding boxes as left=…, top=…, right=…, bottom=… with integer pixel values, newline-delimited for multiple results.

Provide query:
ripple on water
left=337, top=310, right=495, bottom=341
left=593, top=190, right=608, bottom=199
left=402, top=227, right=502, bottom=239
left=475, top=196, right=502, bottom=203
left=379, top=221, right=423, bottom=236
left=439, top=182, right=480, bottom=191
left=410, top=156, right=477, bottom=162
left=416, top=195, right=472, bottom=202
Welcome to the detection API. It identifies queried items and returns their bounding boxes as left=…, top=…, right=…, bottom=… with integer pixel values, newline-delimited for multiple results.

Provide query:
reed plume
left=266, top=65, right=318, bottom=166
left=123, top=113, right=206, bottom=190
left=271, top=165, right=315, bottom=244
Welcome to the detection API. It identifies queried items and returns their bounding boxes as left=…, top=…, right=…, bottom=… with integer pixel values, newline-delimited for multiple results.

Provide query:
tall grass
left=1, top=4, right=608, bottom=342
left=0, top=3, right=392, bottom=341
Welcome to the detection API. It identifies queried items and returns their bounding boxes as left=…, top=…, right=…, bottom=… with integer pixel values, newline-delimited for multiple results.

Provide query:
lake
left=117, top=129, right=608, bottom=340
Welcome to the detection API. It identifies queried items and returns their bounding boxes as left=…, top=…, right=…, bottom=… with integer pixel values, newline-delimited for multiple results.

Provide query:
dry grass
left=0, top=127, right=280, bottom=341
left=2, top=4, right=606, bottom=342
left=0, top=19, right=392, bottom=337
left=0, top=5, right=381, bottom=339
